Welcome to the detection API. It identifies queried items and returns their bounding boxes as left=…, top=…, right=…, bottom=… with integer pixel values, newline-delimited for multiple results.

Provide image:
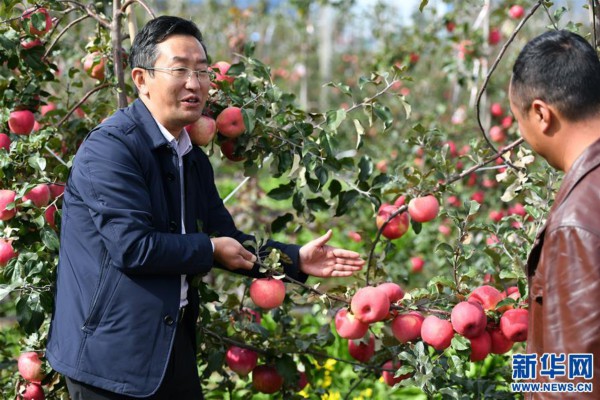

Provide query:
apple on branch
left=381, top=359, right=411, bottom=386
left=252, top=365, right=283, bottom=394
left=0, top=239, right=17, bottom=267
left=216, top=106, right=246, bottom=138
left=225, top=346, right=258, bottom=377
left=348, top=333, right=375, bottom=363
left=0, top=190, right=17, bottom=221
left=391, top=311, right=424, bottom=343
left=334, top=308, right=369, bottom=339
left=350, top=286, right=390, bottom=324
left=185, top=115, right=217, bottom=146
left=83, top=52, right=106, bottom=81
left=18, top=352, right=46, bottom=383
left=421, top=315, right=454, bottom=351
left=22, top=7, right=52, bottom=36
left=468, top=330, right=492, bottom=362
left=23, top=184, right=51, bottom=208
left=500, top=308, right=528, bottom=342
left=376, top=203, right=409, bottom=240
left=249, top=278, right=285, bottom=310
left=408, top=195, right=440, bottom=223
left=0, top=133, right=10, bottom=151
left=450, top=301, right=487, bottom=339
left=8, top=110, right=36, bottom=136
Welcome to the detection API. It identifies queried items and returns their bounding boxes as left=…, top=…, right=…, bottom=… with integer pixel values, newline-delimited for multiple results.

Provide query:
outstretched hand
left=299, top=230, right=365, bottom=278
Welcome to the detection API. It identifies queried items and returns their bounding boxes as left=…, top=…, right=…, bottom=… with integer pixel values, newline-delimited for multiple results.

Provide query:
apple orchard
left=0, top=1, right=591, bottom=399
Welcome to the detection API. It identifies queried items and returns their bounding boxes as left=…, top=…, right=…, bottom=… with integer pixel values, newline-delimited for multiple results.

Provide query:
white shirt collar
left=153, top=118, right=193, bottom=157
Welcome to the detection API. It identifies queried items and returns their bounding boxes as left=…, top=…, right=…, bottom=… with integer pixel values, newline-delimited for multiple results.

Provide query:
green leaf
left=373, top=103, right=394, bottom=130
left=358, top=156, right=373, bottom=182
left=16, top=295, right=45, bottom=334
left=271, top=213, right=294, bottom=233
left=306, top=197, right=329, bottom=212
left=451, top=334, right=469, bottom=351
left=328, top=179, right=342, bottom=198
left=419, top=0, right=430, bottom=12
left=0, top=283, right=17, bottom=302
left=274, top=354, right=297, bottom=382
left=267, top=181, right=295, bottom=200
left=41, top=228, right=59, bottom=251
left=205, top=349, right=225, bottom=375
left=325, top=108, right=346, bottom=132
left=315, top=166, right=328, bottom=186
left=335, top=190, right=359, bottom=216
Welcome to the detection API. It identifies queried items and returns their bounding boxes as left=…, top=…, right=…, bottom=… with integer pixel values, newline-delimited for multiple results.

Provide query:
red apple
left=0, top=133, right=10, bottom=151
left=489, top=126, right=506, bottom=143
left=296, top=371, right=308, bottom=391
left=445, top=21, right=456, bottom=33
left=44, top=204, right=58, bottom=229
left=488, top=326, right=514, bottom=354
left=509, top=5, right=525, bottom=19
left=488, top=28, right=501, bottom=45
left=185, top=115, right=217, bottom=146
left=8, top=110, right=35, bottom=135
left=451, top=301, right=487, bottom=339
left=252, top=365, right=283, bottom=394
left=500, top=308, right=528, bottom=342
left=249, top=278, right=285, bottom=310
left=23, top=184, right=51, bottom=207
left=490, top=103, right=503, bottom=117
left=83, top=52, right=106, bottom=81
left=216, top=107, right=246, bottom=138
left=489, top=210, right=504, bottom=222
left=18, top=382, right=45, bottom=400
left=469, top=285, right=504, bottom=311
left=211, top=61, right=235, bottom=84
left=376, top=203, right=409, bottom=240
left=391, top=311, right=424, bottom=343
left=40, top=103, right=56, bottom=116
left=334, top=308, right=369, bottom=339
left=410, top=256, right=425, bottom=273
left=381, top=359, right=410, bottom=386
left=220, top=139, right=245, bottom=162
left=468, top=331, right=492, bottom=362
left=0, top=239, right=16, bottom=267
left=377, top=282, right=404, bottom=304
left=0, top=190, right=17, bottom=221
left=22, top=7, right=52, bottom=36
left=18, top=352, right=45, bottom=383
left=375, top=159, right=388, bottom=173
left=20, top=38, right=43, bottom=50
left=408, top=195, right=440, bottom=223
left=351, top=286, right=390, bottom=324
left=409, top=52, right=420, bottom=64
left=501, top=115, right=514, bottom=129
left=225, top=346, right=258, bottom=377
left=471, top=191, right=485, bottom=204
left=421, top=315, right=454, bottom=351
left=348, top=333, right=375, bottom=363
left=48, top=183, right=65, bottom=200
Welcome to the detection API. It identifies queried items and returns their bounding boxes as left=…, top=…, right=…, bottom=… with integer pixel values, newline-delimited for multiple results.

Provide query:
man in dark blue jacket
left=46, top=16, right=364, bottom=399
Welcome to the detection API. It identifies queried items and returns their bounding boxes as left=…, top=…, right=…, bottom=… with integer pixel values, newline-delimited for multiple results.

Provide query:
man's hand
left=299, top=230, right=365, bottom=278
left=211, top=237, right=257, bottom=271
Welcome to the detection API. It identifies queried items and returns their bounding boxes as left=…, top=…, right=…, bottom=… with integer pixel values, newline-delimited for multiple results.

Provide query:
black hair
left=129, top=16, right=208, bottom=70
left=511, top=29, right=600, bottom=121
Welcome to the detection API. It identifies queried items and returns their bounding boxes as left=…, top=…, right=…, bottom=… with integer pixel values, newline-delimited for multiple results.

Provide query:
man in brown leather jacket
left=510, top=30, right=600, bottom=399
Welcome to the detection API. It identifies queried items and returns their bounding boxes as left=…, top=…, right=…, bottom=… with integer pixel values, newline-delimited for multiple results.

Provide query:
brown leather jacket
left=524, top=138, right=600, bottom=399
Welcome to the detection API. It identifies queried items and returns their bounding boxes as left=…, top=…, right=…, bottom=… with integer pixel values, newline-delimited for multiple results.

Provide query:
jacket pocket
left=81, top=251, right=117, bottom=333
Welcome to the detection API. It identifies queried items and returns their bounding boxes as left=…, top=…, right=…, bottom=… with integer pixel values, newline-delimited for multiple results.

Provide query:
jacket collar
left=550, top=137, right=600, bottom=212
left=128, top=99, right=171, bottom=150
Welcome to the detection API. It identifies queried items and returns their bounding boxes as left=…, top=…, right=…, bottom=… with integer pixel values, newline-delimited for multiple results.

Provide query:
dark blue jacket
left=46, top=99, right=305, bottom=397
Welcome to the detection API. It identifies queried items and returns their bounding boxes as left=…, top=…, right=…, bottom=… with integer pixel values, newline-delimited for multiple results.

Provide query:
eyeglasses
left=142, top=66, right=210, bottom=82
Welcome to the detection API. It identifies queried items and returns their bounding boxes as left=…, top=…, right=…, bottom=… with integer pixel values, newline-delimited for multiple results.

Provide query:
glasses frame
left=142, top=66, right=210, bottom=82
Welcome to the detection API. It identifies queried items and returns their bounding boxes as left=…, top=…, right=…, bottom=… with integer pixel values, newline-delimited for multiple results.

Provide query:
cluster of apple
left=376, top=194, right=440, bottom=241
left=334, top=283, right=527, bottom=386
left=16, top=352, right=47, bottom=400
left=184, top=61, right=249, bottom=161
left=224, top=343, right=307, bottom=394
left=488, top=102, right=515, bottom=144
left=19, top=7, right=52, bottom=50
left=222, top=280, right=308, bottom=394
left=0, top=184, right=64, bottom=266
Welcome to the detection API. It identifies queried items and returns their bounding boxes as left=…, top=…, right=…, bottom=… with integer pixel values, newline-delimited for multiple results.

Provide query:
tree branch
left=56, top=0, right=111, bottom=29
left=120, top=0, right=156, bottom=19
left=57, top=83, right=111, bottom=127
left=44, top=14, right=90, bottom=59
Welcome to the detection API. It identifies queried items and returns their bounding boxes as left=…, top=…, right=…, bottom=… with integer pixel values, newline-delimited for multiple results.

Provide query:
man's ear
left=531, top=99, right=553, bottom=135
left=131, top=68, right=148, bottom=96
